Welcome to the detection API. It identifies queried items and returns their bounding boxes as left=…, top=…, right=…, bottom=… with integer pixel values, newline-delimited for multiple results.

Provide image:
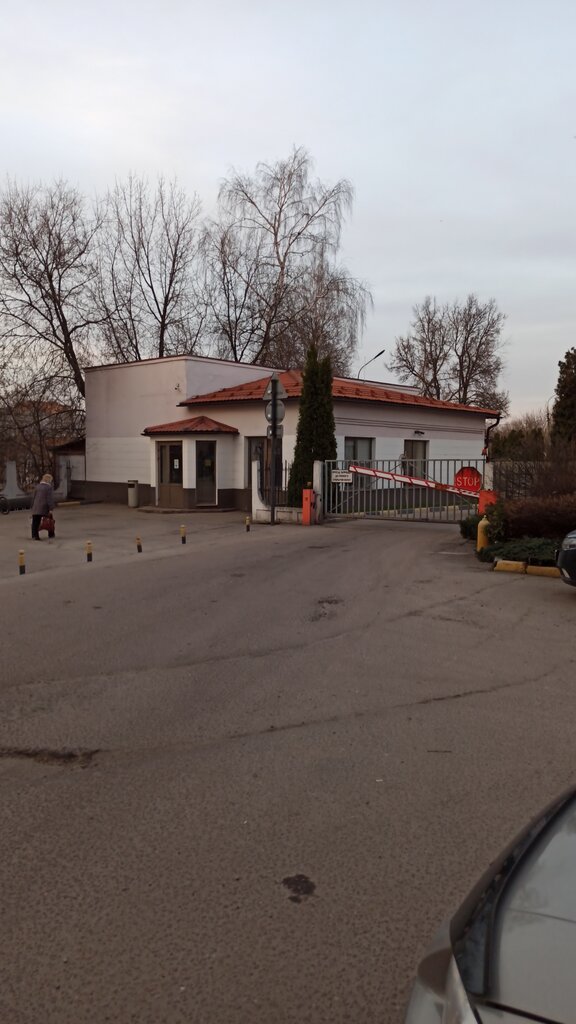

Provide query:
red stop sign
left=454, top=467, right=482, bottom=492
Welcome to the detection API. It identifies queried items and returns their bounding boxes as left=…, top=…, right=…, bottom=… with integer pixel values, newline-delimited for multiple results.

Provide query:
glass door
left=157, top=442, right=184, bottom=507
left=196, top=441, right=217, bottom=505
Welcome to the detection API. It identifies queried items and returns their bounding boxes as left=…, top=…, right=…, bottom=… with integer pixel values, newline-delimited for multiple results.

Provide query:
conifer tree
left=552, top=348, right=576, bottom=446
left=287, top=346, right=336, bottom=505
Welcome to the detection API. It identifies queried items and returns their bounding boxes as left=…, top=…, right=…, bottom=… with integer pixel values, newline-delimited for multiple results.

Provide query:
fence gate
left=323, top=458, right=485, bottom=523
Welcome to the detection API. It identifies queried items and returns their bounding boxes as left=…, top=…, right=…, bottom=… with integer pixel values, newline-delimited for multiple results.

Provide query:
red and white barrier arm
left=348, top=465, right=481, bottom=499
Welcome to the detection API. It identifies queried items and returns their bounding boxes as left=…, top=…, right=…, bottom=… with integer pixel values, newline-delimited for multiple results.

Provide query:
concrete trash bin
left=128, top=480, right=139, bottom=508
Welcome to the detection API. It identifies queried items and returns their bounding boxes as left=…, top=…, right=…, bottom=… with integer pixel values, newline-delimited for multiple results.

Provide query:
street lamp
left=357, top=348, right=386, bottom=379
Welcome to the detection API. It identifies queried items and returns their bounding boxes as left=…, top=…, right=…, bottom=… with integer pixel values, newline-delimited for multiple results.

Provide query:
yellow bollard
left=476, top=516, right=490, bottom=552
left=85, top=540, right=93, bottom=563
left=245, top=516, right=251, bottom=532
left=18, top=550, right=25, bottom=576
left=136, top=536, right=142, bottom=553
left=180, top=524, right=186, bottom=545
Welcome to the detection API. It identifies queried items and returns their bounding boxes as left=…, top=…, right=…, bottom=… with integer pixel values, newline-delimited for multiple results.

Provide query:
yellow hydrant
left=476, top=515, right=490, bottom=552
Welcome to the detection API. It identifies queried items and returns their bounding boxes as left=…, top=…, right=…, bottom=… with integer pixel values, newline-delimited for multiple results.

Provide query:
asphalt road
left=1, top=514, right=576, bottom=1024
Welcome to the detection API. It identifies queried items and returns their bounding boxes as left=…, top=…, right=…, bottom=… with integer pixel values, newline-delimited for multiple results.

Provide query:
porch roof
left=143, top=415, right=239, bottom=436
left=181, top=370, right=499, bottom=417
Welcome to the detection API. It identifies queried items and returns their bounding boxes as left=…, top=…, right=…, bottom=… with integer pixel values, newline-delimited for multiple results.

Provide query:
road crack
left=0, top=747, right=99, bottom=768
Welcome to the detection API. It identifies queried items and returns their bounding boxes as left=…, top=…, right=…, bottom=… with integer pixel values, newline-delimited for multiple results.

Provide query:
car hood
left=490, top=796, right=576, bottom=1021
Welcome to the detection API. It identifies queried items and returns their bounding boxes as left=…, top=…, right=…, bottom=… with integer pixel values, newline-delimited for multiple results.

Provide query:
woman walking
left=31, top=474, right=55, bottom=540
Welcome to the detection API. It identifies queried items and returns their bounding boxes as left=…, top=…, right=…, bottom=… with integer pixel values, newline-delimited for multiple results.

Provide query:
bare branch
left=389, top=294, right=508, bottom=411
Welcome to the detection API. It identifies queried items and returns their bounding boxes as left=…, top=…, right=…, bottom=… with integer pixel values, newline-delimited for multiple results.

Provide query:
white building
left=85, top=355, right=498, bottom=510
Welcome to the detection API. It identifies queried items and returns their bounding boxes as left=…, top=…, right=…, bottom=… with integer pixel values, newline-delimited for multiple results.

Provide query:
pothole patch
left=309, top=596, right=343, bottom=622
left=282, top=874, right=317, bottom=904
left=0, top=748, right=99, bottom=769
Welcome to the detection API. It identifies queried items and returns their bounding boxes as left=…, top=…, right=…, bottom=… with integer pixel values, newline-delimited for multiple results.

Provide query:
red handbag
left=40, top=513, right=55, bottom=535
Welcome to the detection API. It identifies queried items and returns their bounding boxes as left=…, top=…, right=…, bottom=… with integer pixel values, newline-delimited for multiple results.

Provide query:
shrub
left=485, top=498, right=508, bottom=543
left=501, top=494, right=576, bottom=541
left=477, top=537, right=558, bottom=565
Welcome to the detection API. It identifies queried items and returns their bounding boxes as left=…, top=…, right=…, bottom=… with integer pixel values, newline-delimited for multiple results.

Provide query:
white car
left=405, top=787, right=576, bottom=1022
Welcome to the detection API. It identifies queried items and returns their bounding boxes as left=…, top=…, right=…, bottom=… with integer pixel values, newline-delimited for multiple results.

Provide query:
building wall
left=334, top=402, right=486, bottom=462
left=179, top=402, right=300, bottom=488
left=87, top=436, right=152, bottom=483
left=85, top=356, right=274, bottom=487
left=141, top=433, right=242, bottom=509
left=86, top=356, right=490, bottom=507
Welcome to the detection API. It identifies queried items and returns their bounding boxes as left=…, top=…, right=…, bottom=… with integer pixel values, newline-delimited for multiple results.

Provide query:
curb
left=526, top=565, right=561, bottom=578
left=494, top=560, right=527, bottom=574
left=493, top=560, right=561, bottom=578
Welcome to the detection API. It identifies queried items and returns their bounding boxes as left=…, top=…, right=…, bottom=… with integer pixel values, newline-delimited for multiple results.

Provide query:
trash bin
left=128, top=480, right=139, bottom=508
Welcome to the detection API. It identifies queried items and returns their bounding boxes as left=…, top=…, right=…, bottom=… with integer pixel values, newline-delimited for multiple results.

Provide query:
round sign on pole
left=454, top=466, right=482, bottom=492
left=265, top=400, right=285, bottom=423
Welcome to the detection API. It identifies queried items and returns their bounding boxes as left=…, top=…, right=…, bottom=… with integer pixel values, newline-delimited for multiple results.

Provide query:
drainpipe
left=483, top=414, right=501, bottom=462
left=482, top=413, right=501, bottom=493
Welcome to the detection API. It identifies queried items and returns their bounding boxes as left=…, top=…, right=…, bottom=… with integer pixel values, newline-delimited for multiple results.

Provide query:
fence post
left=313, top=461, right=324, bottom=522
left=251, top=459, right=270, bottom=524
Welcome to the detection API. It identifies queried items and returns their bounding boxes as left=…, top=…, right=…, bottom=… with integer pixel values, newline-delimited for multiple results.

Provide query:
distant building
left=85, top=355, right=497, bottom=511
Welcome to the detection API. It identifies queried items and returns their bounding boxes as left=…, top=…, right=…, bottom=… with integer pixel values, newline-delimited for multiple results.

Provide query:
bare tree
left=389, top=294, right=508, bottom=412
left=200, top=220, right=263, bottom=362
left=97, top=175, right=204, bottom=361
left=0, top=349, right=84, bottom=487
left=203, top=147, right=366, bottom=370
left=491, top=409, right=549, bottom=460
left=0, top=179, right=103, bottom=399
left=270, top=254, right=371, bottom=375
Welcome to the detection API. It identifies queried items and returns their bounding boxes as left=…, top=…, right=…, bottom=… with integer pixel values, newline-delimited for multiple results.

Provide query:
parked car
left=557, top=530, right=576, bottom=586
left=405, top=786, right=576, bottom=1023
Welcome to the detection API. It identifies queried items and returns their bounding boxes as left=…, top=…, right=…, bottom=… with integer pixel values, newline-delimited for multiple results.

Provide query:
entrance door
left=196, top=440, right=217, bottom=505
left=158, top=442, right=184, bottom=507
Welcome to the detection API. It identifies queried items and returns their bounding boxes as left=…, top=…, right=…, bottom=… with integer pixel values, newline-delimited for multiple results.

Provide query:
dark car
left=557, top=530, right=576, bottom=586
left=405, top=787, right=576, bottom=1023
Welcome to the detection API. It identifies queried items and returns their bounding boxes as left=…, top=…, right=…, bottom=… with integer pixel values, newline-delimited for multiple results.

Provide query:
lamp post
left=357, top=348, right=386, bottom=379
left=263, top=373, right=287, bottom=525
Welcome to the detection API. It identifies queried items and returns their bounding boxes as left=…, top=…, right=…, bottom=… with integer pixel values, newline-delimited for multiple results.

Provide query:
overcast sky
left=2, top=0, right=574, bottom=414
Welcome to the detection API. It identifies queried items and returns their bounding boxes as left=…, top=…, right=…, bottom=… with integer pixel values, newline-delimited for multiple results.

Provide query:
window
left=403, top=439, right=429, bottom=477
left=344, top=437, right=374, bottom=463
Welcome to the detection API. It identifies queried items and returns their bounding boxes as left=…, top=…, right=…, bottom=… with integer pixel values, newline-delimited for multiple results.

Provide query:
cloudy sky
left=2, top=0, right=574, bottom=413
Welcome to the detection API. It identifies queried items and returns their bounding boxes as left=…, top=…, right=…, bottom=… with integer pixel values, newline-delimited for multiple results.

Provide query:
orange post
left=478, top=490, right=498, bottom=514
left=302, top=487, right=315, bottom=526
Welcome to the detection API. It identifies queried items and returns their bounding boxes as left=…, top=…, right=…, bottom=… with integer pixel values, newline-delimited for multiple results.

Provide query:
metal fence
left=323, top=458, right=485, bottom=522
left=260, top=460, right=292, bottom=508
left=492, top=460, right=576, bottom=500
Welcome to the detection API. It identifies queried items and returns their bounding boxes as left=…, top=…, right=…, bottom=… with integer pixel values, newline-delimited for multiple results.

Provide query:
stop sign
left=454, top=466, right=482, bottom=492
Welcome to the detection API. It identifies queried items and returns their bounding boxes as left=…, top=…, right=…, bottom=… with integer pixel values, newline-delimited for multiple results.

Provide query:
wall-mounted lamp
left=414, top=429, right=425, bottom=436
left=174, top=383, right=181, bottom=391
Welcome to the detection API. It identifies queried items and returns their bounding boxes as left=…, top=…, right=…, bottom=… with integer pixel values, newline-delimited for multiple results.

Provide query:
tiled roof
left=182, top=370, right=499, bottom=416
left=143, top=415, right=239, bottom=436
left=182, top=370, right=303, bottom=404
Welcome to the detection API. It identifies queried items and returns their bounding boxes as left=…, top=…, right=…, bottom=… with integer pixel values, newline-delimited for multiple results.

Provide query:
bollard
left=18, top=549, right=25, bottom=576
left=180, top=525, right=186, bottom=545
left=245, top=516, right=251, bottom=532
left=476, top=516, right=490, bottom=552
left=136, top=536, right=142, bottom=553
left=85, top=540, right=93, bottom=563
